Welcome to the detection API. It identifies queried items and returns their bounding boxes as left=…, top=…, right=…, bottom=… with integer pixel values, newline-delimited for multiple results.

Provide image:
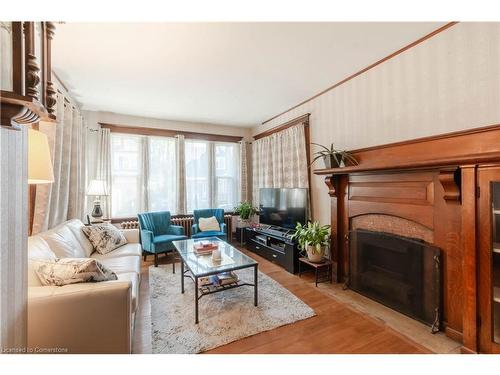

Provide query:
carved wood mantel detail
left=324, top=175, right=338, bottom=197
left=1, top=22, right=56, bottom=129
left=438, top=168, right=461, bottom=201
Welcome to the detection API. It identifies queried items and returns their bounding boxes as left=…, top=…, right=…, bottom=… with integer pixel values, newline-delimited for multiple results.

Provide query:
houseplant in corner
left=291, top=221, right=331, bottom=263
left=234, top=201, right=259, bottom=228
left=310, top=142, right=359, bottom=169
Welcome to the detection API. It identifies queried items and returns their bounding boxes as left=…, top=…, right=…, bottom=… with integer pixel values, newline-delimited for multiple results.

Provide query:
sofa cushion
left=97, top=255, right=141, bottom=276
left=28, top=236, right=57, bottom=287
left=40, top=223, right=87, bottom=258
left=33, top=258, right=118, bottom=286
left=91, top=243, right=142, bottom=260
left=82, top=223, right=127, bottom=255
left=65, top=219, right=94, bottom=257
left=116, top=272, right=139, bottom=311
left=121, top=229, right=139, bottom=244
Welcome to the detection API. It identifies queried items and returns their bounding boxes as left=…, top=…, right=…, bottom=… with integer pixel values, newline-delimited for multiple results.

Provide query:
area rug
left=149, top=264, right=315, bottom=353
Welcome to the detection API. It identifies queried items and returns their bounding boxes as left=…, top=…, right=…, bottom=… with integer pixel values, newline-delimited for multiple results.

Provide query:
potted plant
left=310, top=143, right=358, bottom=169
left=291, top=221, right=331, bottom=263
left=234, top=201, right=259, bottom=228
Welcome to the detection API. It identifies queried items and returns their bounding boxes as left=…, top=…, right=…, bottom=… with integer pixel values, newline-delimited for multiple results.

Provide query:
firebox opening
left=348, top=229, right=442, bottom=332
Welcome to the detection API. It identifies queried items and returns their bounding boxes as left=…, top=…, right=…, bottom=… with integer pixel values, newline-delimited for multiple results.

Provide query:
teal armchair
left=191, top=209, right=227, bottom=241
left=138, top=211, right=188, bottom=267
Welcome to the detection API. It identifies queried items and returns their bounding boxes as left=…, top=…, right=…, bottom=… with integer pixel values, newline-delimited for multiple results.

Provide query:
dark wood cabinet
left=477, top=166, right=500, bottom=354
left=245, top=228, right=300, bottom=274
left=0, top=21, right=56, bottom=129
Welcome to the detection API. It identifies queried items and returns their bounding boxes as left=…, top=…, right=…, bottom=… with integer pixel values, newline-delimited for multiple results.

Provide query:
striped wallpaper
left=252, top=22, right=500, bottom=226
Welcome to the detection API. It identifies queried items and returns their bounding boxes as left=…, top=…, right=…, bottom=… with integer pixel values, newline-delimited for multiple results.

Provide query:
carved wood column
left=461, top=165, right=478, bottom=353
left=44, top=22, right=57, bottom=117
left=325, top=175, right=347, bottom=282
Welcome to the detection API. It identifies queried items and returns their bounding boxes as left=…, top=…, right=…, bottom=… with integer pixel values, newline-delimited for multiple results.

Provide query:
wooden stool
left=298, top=257, right=333, bottom=287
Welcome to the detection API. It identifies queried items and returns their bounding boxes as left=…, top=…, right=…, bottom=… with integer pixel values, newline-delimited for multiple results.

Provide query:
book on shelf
left=201, top=271, right=239, bottom=287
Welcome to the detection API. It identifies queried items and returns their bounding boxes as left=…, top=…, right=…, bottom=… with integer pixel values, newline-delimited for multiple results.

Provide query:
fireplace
left=349, top=229, right=442, bottom=331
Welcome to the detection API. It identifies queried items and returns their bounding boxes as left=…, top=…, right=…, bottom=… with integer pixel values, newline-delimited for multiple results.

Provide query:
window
left=214, top=142, right=239, bottom=210
left=110, top=134, right=145, bottom=218
left=110, top=134, right=177, bottom=217
left=185, top=140, right=240, bottom=213
left=110, top=132, right=240, bottom=217
left=185, top=140, right=210, bottom=212
left=147, top=136, right=177, bottom=212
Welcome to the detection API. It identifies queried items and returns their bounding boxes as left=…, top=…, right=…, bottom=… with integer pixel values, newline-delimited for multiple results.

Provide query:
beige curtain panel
left=251, top=123, right=309, bottom=207
left=33, top=92, right=87, bottom=234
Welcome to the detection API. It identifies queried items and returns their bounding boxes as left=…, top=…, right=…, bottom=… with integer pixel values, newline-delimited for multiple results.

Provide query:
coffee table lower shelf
left=180, top=260, right=258, bottom=324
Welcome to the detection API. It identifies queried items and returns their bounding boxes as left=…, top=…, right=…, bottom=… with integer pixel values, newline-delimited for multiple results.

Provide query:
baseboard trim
left=445, top=326, right=463, bottom=343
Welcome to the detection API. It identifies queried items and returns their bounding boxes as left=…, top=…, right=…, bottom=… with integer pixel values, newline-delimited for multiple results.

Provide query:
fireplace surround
left=314, top=123, right=500, bottom=353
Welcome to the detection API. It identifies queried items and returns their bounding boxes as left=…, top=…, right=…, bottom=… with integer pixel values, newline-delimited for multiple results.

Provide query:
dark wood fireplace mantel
left=314, top=123, right=500, bottom=354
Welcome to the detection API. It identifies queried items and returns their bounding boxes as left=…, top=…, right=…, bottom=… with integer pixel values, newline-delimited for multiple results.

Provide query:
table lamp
left=86, top=179, right=109, bottom=220
left=28, top=128, right=54, bottom=184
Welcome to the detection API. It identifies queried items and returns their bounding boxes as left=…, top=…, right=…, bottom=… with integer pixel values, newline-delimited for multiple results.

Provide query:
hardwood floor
left=132, top=245, right=431, bottom=354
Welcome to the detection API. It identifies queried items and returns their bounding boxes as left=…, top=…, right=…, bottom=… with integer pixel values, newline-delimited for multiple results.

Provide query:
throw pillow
left=198, top=216, right=221, bottom=232
left=81, top=223, right=127, bottom=255
left=33, top=258, right=118, bottom=286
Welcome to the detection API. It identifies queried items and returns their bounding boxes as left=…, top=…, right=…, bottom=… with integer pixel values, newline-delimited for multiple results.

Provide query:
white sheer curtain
left=97, top=128, right=112, bottom=218
left=239, top=141, right=248, bottom=202
left=32, top=92, right=87, bottom=233
left=252, top=123, right=309, bottom=207
left=175, top=135, right=187, bottom=214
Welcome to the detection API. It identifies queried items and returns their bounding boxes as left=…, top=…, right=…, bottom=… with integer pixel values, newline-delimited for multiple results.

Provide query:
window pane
left=148, top=137, right=177, bottom=213
left=185, top=140, right=210, bottom=212
left=111, top=134, right=144, bottom=217
left=214, top=143, right=240, bottom=210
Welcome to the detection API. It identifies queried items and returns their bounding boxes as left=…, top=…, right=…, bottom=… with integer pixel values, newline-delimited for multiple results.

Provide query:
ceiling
left=52, top=22, right=445, bottom=127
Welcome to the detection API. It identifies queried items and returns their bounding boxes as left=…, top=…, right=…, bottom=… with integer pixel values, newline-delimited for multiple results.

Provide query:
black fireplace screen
left=348, top=229, right=442, bottom=331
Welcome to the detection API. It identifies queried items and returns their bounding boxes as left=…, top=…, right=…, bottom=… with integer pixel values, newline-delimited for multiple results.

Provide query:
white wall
left=0, top=127, right=28, bottom=350
left=252, top=22, right=500, bottom=227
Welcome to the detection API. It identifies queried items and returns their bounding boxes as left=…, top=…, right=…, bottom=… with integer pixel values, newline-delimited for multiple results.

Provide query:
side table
left=298, top=257, right=333, bottom=287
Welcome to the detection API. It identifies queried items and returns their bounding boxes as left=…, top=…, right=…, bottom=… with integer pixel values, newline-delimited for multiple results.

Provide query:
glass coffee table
left=173, top=238, right=259, bottom=324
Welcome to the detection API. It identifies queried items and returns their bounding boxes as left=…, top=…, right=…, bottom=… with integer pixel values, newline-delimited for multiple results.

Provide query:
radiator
left=120, top=215, right=233, bottom=238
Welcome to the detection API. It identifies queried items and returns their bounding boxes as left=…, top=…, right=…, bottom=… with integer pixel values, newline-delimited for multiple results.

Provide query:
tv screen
left=259, top=188, right=308, bottom=229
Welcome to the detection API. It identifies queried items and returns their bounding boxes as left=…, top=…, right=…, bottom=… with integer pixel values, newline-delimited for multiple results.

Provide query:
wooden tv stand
left=244, top=227, right=300, bottom=274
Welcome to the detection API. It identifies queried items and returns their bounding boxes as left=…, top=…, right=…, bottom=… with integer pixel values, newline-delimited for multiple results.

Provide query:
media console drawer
left=245, top=229, right=299, bottom=273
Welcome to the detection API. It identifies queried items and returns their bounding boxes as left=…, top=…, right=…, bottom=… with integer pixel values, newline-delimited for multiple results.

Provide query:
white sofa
left=27, top=219, right=141, bottom=354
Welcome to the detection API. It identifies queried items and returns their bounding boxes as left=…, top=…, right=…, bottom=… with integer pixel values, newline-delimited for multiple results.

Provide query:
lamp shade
left=87, top=179, right=109, bottom=196
left=28, top=128, right=54, bottom=184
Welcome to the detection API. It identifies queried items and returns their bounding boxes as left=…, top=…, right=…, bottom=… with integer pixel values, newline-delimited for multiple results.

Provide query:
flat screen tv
left=259, top=188, right=308, bottom=229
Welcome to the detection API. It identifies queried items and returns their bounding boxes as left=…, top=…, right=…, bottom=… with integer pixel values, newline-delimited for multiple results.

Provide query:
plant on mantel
left=310, top=143, right=359, bottom=169
left=291, top=221, right=331, bottom=263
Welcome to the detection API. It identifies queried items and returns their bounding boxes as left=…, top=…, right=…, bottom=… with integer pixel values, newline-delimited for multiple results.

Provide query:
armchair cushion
left=198, top=216, right=221, bottom=232
left=191, top=231, right=226, bottom=240
left=153, top=234, right=187, bottom=244
left=169, top=225, right=185, bottom=236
